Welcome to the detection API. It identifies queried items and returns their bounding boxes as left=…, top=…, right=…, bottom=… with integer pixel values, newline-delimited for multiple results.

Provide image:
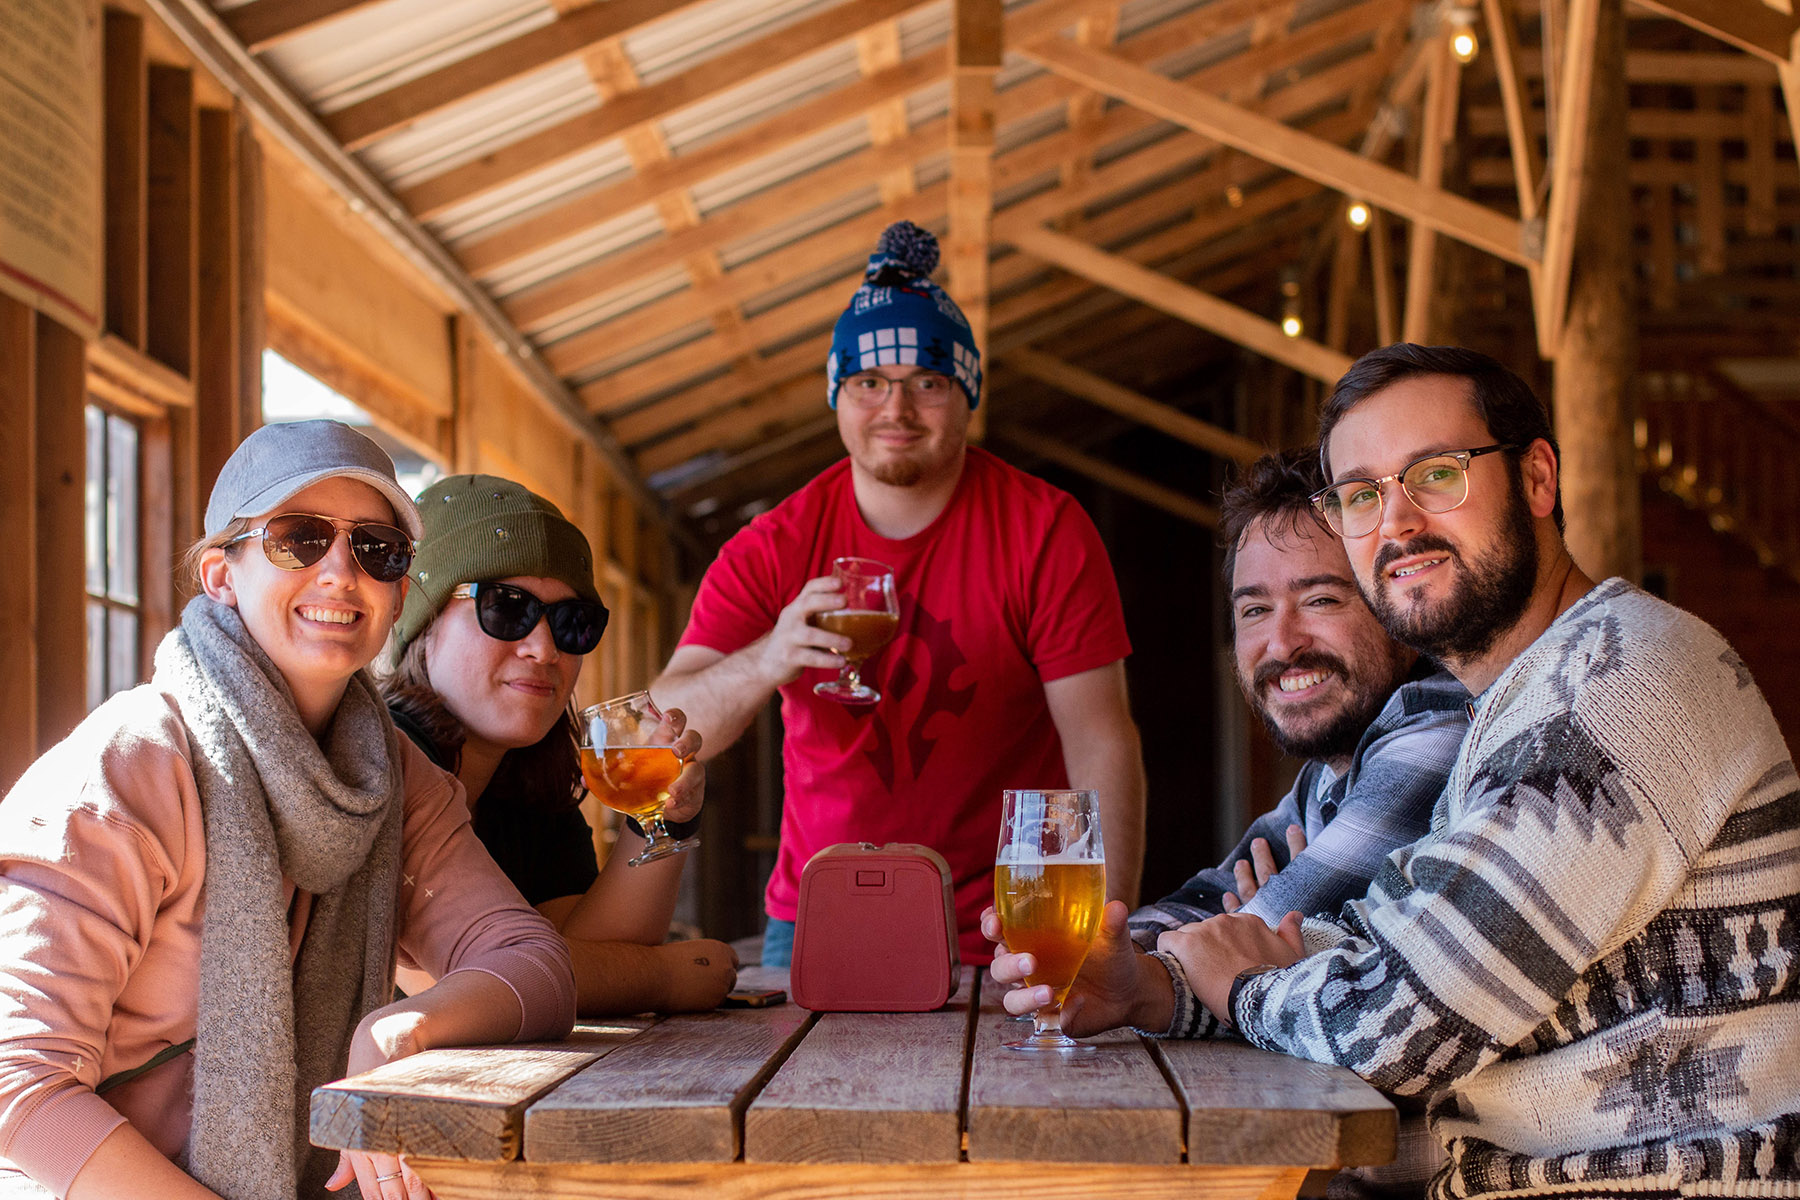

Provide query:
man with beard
left=1127, top=447, right=1468, bottom=945
left=983, top=449, right=1465, bottom=1032
left=653, top=221, right=1145, bottom=967
left=1064, top=345, right=1798, bottom=1200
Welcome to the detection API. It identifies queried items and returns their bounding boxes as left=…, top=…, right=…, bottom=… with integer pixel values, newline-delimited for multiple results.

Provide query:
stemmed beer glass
left=993, top=789, right=1106, bottom=1053
left=577, top=691, right=699, bottom=867
left=809, top=556, right=899, bottom=705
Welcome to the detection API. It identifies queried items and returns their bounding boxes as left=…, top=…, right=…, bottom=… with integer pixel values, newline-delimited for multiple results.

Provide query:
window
left=85, top=406, right=142, bottom=709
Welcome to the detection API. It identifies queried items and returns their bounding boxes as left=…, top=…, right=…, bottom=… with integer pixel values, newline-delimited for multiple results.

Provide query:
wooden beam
left=140, top=0, right=676, bottom=534
left=103, top=11, right=147, bottom=350
left=1403, top=35, right=1461, bottom=344
left=668, top=415, right=840, bottom=500
left=1780, top=61, right=1800, bottom=189
left=1482, top=0, right=1543, bottom=222
left=223, top=0, right=379, bottom=53
left=1005, top=348, right=1263, bottom=463
left=949, top=0, right=1002, bottom=440
left=398, top=0, right=932, bottom=219
left=1007, top=225, right=1354, bottom=383
left=610, top=337, right=830, bottom=444
left=559, top=43, right=1378, bottom=391
left=196, top=107, right=242, bottom=495
left=146, top=65, right=196, bottom=377
left=0, top=297, right=37, bottom=790
left=326, top=0, right=702, bottom=149
left=996, top=426, right=1219, bottom=527
left=35, top=317, right=87, bottom=752
left=858, top=22, right=918, bottom=204
left=1368, top=207, right=1398, bottom=345
left=1533, top=0, right=1602, bottom=356
left=1016, top=35, right=1535, bottom=268
left=1629, top=0, right=1800, bottom=66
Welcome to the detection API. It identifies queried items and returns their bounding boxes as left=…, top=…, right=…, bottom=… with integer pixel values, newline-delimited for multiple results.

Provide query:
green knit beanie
left=391, top=474, right=602, bottom=664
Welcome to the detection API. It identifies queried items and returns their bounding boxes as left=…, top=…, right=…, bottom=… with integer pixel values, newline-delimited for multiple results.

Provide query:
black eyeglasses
left=451, top=582, right=609, bottom=655
left=225, top=513, right=415, bottom=582
left=1310, top=444, right=1516, bottom=539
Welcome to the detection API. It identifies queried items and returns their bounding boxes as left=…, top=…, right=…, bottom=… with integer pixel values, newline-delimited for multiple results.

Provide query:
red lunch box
left=788, top=842, right=961, bottom=1012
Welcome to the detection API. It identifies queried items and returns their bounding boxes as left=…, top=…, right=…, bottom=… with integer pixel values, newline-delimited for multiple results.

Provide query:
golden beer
left=809, top=609, right=899, bottom=665
left=994, top=859, right=1107, bottom=1003
left=579, top=745, right=681, bottom=819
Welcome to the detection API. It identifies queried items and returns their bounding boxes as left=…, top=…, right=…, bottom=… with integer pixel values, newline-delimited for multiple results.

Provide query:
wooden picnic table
left=311, top=966, right=1395, bottom=1200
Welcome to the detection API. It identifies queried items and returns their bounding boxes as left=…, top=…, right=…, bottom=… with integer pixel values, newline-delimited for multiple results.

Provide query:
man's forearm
left=1073, top=735, right=1146, bottom=906
left=651, top=639, right=778, bottom=761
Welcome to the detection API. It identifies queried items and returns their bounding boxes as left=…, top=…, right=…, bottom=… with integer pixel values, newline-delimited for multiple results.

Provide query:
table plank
left=309, top=1019, right=652, bottom=1161
left=1151, top=1039, right=1396, bottom=1168
left=744, top=967, right=977, bottom=1163
left=526, top=1004, right=815, bottom=1163
left=408, top=1159, right=1312, bottom=1200
left=964, top=988, right=1184, bottom=1164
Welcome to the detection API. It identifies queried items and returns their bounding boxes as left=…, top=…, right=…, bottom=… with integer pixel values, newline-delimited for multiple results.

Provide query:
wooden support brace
left=1403, top=34, right=1461, bottom=345
left=950, top=0, right=1002, bottom=439
left=1004, top=348, right=1264, bottom=463
left=1481, top=0, right=1543, bottom=222
left=1006, top=224, right=1354, bottom=383
left=1629, top=0, right=1800, bottom=66
left=1015, top=35, right=1536, bottom=268
left=996, top=426, right=1220, bottom=527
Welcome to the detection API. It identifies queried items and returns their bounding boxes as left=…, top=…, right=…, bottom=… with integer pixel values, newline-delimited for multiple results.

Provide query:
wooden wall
left=0, top=0, right=679, bottom=796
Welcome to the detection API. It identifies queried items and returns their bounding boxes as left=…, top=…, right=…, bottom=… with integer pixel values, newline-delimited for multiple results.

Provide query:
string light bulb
left=1346, top=201, right=1371, bottom=231
left=1449, top=8, right=1478, bottom=63
left=1225, top=184, right=1245, bottom=208
left=1279, top=267, right=1303, bottom=339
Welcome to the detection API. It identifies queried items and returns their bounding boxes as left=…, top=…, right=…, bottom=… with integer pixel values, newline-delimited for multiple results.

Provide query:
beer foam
left=995, top=848, right=1104, bottom=866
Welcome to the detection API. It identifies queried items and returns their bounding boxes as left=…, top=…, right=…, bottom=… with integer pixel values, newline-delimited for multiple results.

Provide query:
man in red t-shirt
left=653, top=222, right=1146, bottom=966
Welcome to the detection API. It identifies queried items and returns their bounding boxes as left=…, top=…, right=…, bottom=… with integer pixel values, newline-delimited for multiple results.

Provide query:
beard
left=1241, top=647, right=1409, bottom=762
left=870, top=457, right=927, bottom=487
left=1366, top=469, right=1539, bottom=663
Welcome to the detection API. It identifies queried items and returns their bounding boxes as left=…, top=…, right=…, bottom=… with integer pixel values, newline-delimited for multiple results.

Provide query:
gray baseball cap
left=204, top=419, right=424, bottom=539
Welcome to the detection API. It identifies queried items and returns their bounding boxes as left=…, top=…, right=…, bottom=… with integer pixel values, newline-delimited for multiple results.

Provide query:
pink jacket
left=0, top=684, right=577, bottom=1195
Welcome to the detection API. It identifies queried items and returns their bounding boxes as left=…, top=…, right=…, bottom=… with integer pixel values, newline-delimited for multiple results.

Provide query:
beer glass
left=809, top=556, right=899, bottom=705
left=993, top=789, right=1106, bottom=1053
left=577, top=691, right=699, bottom=866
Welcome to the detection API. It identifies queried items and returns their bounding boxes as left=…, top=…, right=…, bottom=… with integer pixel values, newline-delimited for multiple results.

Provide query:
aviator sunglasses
left=224, top=513, right=415, bottom=583
left=451, top=582, right=609, bottom=655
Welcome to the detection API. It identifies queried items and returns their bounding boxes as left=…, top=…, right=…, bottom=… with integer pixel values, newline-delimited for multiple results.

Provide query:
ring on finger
left=374, top=1171, right=404, bottom=1182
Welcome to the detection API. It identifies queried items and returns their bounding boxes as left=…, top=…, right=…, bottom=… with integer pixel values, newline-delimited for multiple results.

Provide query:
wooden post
left=1403, top=34, right=1460, bottom=344
left=0, top=297, right=39, bottom=789
left=35, top=317, right=89, bottom=753
left=1553, top=0, right=1639, bottom=582
left=950, top=0, right=1001, bottom=441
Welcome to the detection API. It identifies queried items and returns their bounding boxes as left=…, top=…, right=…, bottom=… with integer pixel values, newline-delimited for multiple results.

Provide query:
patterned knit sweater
left=1226, top=579, right=1799, bottom=1198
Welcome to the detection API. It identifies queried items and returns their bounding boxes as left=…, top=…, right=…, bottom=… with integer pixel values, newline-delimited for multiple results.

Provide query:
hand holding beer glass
left=808, top=556, right=899, bottom=705
left=578, top=691, right=699, bottom=866
left=993, top=789, right=1106, bottom=1053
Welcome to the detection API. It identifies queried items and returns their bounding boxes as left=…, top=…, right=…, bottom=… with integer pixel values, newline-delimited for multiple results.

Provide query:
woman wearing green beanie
left=383, top=474, right=738, bottom=1016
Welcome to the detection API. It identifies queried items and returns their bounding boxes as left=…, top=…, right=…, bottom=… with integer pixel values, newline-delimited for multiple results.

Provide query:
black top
left=390, top=706, right=601, bottom=908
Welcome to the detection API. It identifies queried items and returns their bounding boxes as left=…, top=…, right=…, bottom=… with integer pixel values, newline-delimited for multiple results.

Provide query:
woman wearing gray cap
left=382, top=473, right=737, bottom=1016
left=0, top=420, right=576, bottom=1200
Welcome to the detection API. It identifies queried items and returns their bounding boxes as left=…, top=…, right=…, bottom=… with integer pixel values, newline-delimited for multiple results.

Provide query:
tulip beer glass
left=993, top=788, right=1106, bottom=1053
left=578, top=691, right=698, bottom=866
left=810, top=556, right=899, bottom=705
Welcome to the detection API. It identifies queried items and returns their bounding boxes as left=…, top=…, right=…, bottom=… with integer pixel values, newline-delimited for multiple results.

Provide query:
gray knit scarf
left=154, top=596, right=403, bottom=1199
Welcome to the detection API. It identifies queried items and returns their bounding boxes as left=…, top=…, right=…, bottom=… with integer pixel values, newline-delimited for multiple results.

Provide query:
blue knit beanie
left=827, top=221, right=982, bottom=409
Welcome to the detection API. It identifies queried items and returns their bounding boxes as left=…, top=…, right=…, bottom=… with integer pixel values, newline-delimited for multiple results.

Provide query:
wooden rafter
left=1015, top=34, right=1536, bottom=268
left=1004, top=348, right=1263, bottom=463
left=1007, top=224, right=1355, bottom=383
left=996, top=426, right=1220, bottom=527
left=858, top=22, right=918, bottom=204
left=397, top=0, right=932, bottom=219
left=485, top=0, right=1396, bottom=292
left=222, top=0, right=378, bottom=53
left=1628, top=0, right=1800, bottom=65
left=324, top=0, right=705, bottom=150
left=1533, top=0, right=1602, bottom=356
left=555, top=30, right=1390, bottom=388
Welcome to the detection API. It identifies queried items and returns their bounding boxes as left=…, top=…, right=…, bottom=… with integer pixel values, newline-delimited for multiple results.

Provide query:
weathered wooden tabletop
left=311, top=966, right=1395, bottom=1200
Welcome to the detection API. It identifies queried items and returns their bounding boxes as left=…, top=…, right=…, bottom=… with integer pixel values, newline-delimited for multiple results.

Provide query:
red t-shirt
left=679, top=447, right=1131, bottom=963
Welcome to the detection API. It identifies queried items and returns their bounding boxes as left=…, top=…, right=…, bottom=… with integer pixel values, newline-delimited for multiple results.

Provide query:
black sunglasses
left=451, top=582, right=609, bottom=655
left=225, top=513, right=415, bottom=583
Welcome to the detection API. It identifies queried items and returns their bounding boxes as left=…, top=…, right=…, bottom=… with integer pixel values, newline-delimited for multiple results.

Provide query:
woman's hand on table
left=982, top=901, right=1174, bottom=1036
left=327, top=1004, right=435, bottom=1199
left=654, top=939, right=740, bottom=1011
